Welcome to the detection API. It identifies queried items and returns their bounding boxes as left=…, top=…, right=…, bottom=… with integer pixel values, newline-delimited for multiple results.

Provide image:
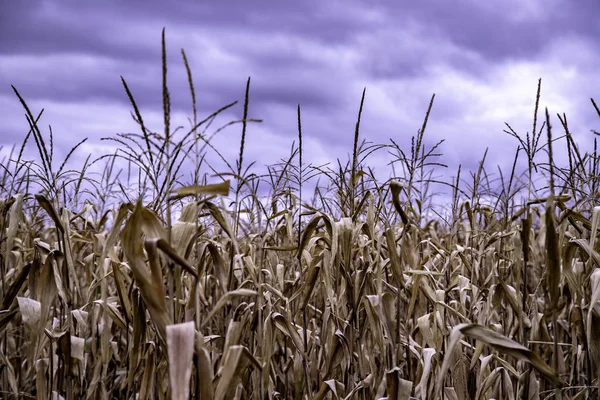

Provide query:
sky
left=1, top=0, right=600, bottom=213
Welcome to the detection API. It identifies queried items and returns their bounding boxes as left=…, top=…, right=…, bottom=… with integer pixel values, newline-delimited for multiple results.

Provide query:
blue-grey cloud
left=2, top=0, right=599, bottom=210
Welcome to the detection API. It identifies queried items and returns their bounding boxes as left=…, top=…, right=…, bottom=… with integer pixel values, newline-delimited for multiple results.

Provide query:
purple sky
left=2, top=0, right=599, bottom=209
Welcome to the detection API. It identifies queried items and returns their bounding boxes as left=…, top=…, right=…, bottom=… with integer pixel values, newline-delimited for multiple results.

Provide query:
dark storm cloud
left=1, top=0, right=354, bottom=122
left=380, top=1, right=600, bottom=61
left=0, top=0, right=368, bottom=58
left=0, top=2, right=154, bottom=60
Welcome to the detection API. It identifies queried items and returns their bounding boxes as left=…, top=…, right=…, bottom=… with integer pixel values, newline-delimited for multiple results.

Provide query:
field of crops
left=2, top=33, right=600, bottom=399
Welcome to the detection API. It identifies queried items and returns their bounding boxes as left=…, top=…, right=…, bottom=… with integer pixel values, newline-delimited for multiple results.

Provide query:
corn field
left=2, top=30, right=600, bottom=399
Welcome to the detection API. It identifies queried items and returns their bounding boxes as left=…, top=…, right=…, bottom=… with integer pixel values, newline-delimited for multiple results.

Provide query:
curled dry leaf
left=436, top=323, right=563, bottom=397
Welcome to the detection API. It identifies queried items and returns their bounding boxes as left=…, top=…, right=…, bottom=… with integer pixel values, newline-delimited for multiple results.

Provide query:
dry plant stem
left=296, top=104, right=312, bottom=398
left=182, top=44, right=205, bottom=398
left=350, top=88, right=366, bottom=219
left=159, top=27, right=178, bottom=326
left=521, top=79, right=543, bottom=397
left=234, top=77, right=251, bottom=238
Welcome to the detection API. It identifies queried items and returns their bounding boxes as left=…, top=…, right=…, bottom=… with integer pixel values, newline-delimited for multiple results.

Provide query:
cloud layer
left=2, top=0, right=599, bottom=209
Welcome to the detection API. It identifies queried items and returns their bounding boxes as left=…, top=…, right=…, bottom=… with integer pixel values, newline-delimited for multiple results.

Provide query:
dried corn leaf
left=200, top=288, right=257, bottom=329
left=121, top=201, right=171, bottom=344
left=214, top=345, right=253, bottom=400
left=544, top=197, right=561, bottom=312
left=436, top=323, right=563, bottom=398
left=35, top=194, right=64, bottom=233
left=169, top=180, right=230, bottom=201
left=167, top=321, right=196, bottom=400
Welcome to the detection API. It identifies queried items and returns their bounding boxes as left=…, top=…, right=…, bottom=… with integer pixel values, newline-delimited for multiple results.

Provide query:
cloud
left=2, top=0, right=599, bottom=211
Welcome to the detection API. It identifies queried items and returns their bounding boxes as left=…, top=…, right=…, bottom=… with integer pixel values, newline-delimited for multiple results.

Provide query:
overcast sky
left=1, top=0, right=599, bottom=211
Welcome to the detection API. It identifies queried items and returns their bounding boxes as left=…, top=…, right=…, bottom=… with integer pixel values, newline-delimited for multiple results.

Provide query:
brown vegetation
left=1, top=29, right=600, bottom=399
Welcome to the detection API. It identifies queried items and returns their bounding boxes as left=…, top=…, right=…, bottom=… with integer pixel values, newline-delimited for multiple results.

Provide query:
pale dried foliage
left=2, top=30, right=600, bottom=399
